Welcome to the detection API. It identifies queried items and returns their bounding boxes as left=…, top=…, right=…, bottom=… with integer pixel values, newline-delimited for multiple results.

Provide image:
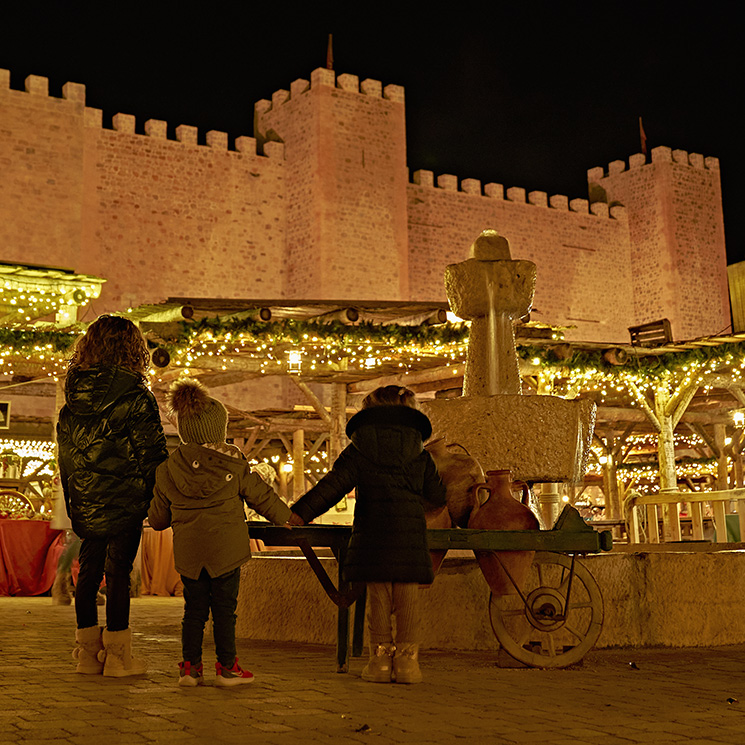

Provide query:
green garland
left=0, top=327, right=80, bottom=353
left=518, top=342, right=745, bottom=380
left=164, top=317, right=470, bottom=351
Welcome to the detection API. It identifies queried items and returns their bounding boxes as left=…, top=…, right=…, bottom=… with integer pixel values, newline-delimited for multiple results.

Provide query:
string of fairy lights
left=4, top=315, right=745, bottom=498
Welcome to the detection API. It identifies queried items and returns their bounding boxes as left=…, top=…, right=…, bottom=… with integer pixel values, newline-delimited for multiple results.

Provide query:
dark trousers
left=75, top=528, right=141, bottom=631
left=181, top=567, right=241, bottom=667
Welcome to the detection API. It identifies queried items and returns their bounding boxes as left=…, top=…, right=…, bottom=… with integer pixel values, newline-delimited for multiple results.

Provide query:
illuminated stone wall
left=0, top=72, right=287, bottom=314
left=254, top=69, right=409, bottom=300
left=587, top=148, right=729, bottom=341
left=0, top=67, right=731, bottom=342
left=406, top=174, right=635, bottom=342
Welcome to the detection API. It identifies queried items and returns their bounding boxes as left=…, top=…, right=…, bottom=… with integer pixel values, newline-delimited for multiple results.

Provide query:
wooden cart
left=248, top=505, right=613, bottom=671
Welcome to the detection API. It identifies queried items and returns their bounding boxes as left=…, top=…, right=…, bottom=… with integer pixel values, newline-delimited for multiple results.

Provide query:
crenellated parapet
left=410, top=168, right=626, bottom=221
left=587, top=145, right=720, bottom=181
left=254, top=67, right=405, bottom=117
left=0, top=68, right=278, bottom=160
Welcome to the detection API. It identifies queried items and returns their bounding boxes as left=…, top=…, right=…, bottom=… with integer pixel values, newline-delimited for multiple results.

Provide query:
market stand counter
left=0, top=519, right=64, bottom=596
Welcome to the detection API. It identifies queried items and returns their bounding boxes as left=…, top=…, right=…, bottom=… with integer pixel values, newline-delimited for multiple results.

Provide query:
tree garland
left=163, top=316, right=471, bottom=352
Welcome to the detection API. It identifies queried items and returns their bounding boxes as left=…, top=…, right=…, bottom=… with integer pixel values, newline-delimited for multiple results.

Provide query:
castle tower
left=587, top=146, right=729, bottom=341
left=254, top=69, right=409, bottom=300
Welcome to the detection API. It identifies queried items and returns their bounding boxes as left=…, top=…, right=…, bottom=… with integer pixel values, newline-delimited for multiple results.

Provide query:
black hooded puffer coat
left=56, top=365, right=168, bottom=539
left=290, top=406, right=447, bottom=584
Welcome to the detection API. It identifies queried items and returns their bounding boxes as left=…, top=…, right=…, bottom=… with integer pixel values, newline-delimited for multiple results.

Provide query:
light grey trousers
left=366, top=582, right=420, bottom=645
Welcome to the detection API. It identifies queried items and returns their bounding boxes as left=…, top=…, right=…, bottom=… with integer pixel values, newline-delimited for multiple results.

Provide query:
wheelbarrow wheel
left=488, top=551, right=603, bottom=669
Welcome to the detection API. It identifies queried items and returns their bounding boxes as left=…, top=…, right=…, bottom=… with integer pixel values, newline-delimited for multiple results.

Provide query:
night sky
left=2, top=3, right=741, bottom=261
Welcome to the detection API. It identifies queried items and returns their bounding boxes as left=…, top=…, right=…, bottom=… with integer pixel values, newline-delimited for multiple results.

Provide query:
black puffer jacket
left=291, top=406, right=446, bottom=584
left=57, top=365, right=168, bottom=539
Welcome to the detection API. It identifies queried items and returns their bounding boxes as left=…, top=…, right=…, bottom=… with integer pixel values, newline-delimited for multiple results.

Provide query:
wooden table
left=0, top=519, right=64, bottom=596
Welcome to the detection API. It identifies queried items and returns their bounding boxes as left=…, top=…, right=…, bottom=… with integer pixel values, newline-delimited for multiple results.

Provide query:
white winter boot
left=98, top=628, right=147, bottom=677
left=72, top=626, right=104, bottom=674
left=393, top=642, right=423, bottom=684
left=361, top=643, right=395, bottom=683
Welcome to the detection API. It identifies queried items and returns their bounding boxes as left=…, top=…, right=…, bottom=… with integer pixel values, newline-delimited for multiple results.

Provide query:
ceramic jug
left=424, top=503, right=451, bottom=575
left=467, top=469, right=539, bottom=596
left=425, top=438, right=485, bottom=528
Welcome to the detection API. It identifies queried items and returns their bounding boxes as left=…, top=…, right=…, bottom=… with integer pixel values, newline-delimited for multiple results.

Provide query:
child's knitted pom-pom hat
left=168, top=378, right=228, bottom=444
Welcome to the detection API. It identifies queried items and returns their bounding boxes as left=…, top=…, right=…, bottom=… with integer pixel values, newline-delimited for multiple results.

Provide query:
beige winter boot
left=98, top=629, right=147, bottom=677
left=361, top=643, right=395, bottom=683
left=393, top=642, right=423, bottom=684
left=72, top=626, right=104, bottom=674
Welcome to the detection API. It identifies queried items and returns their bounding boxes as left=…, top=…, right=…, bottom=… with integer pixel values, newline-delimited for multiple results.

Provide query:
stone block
left=420, top=394, right=596, bottom=482
left=336, top=73, right=359, bottom=92
left=528, top=190, right=547, bottom=207
left=311, top=68, right=335, bottom=88
left=235, top=136, right=257, bottom=154
left=651, top=145, right=672, bottom=163
left=112, top=113, right=135, bottom=133
left=586, top=166, right=604, bottom=181
left=608, top=160, right=625, bottom=174
left=62, top=82, right=85, bottom=103
left=145, top=119, right=167, bottom=139
left=290, top=78, right=309, bottom=97
left=206, top=130, right=228, bottom=149
left=175, top=124, right=198, bottom=145
left=437, top=174, right=458, bottom=191
left=0, top=68, right=9, bottom=88
left=84, top=108, right=102, bottom=127
left=569, top=198, right=589, bottom=214
left=590, top=202, right=609, bottom=218
left=484, top=183, right=504, bottom=199
left=549, top=194, right=569, bottom=210
left=629, top=153, right=646, bottom=168
left=461, top=178, right=481, bottom=195
left=25, top=74, right=48, bottom=96
left=689, top=152, right=704, bottom=169
left=672, top=148, right=689, bottom=164
left=412, top=169, right=434, bottom=187
left=383, top=84, right=405, bottom=103
left=506, top=187, right=526, bottom=203
left=360, top=78, right=382, bottom=97
left=272, top=89, right=290, bottom=107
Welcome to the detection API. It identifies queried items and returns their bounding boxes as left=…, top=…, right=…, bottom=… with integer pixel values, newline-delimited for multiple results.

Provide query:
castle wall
left=0, top=74, right=85, bottom=271
left=1, top=72, right=288, bottom=314
left=587, top=147, right=729, bottom=341
left=0, top=67, right=731, bottom=345
left=407, top=173, right=634, bottom=343
left=254, top=69, right=409, bottom=300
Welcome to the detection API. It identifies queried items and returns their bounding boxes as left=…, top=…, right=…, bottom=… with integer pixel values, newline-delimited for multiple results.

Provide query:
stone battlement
left=410, top=168, right=626, bottom=221
left=254, top=67, right=405, bottom=117
left=0, top=68, right=278, bottom=159
left=588, top=145, right=720, bottom=181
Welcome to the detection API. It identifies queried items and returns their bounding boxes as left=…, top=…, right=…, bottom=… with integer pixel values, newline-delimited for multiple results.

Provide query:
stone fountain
left=420, top=229, right=596, bottom=493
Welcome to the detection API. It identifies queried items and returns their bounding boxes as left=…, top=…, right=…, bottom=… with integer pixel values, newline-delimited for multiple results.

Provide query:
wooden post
left=329, top=383, right=347, bottom=465
left=293, top=428, right=305, bottom=501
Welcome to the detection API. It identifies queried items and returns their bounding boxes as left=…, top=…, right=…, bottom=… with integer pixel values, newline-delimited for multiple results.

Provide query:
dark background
left=2, top=2, right=741, bottom=262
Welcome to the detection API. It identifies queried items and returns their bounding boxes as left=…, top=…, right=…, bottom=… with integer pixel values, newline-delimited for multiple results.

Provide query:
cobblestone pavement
left=2, top=596, right=745, bottom=745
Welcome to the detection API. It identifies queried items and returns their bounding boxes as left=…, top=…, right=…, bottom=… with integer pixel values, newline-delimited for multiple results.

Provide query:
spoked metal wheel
left=488, top=551, right=603, bottom=668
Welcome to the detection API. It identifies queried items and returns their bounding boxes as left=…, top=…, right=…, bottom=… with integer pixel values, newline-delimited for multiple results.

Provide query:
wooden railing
left=627, top=488, right=745, bottom=543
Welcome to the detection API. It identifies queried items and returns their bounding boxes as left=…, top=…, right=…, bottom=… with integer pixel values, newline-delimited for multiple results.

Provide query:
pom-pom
left=168, top=378, right=210, bottom=417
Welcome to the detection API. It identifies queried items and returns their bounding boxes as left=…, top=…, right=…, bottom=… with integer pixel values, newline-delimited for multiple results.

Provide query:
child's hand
left=287, top=512, right=305, bottom=526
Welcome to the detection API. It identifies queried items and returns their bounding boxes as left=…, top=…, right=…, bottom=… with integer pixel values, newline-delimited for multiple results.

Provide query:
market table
left=140, top=526, right=182, bottom=596
left=0, top=519, right=64, bottom=596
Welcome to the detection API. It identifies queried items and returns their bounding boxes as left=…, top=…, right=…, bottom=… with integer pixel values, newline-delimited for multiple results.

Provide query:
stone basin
left=421, top=394, right=596, bottom=483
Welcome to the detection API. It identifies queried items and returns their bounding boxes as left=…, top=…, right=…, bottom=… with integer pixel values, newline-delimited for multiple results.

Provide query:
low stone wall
left=236, top=549, right=745, bottom=649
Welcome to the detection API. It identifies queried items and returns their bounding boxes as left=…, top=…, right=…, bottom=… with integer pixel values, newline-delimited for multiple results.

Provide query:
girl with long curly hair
left=57, top=315, right=168, bottom=677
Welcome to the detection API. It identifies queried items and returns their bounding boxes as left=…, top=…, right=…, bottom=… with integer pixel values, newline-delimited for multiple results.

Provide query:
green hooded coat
left=148, top=442, right=291, bottom=580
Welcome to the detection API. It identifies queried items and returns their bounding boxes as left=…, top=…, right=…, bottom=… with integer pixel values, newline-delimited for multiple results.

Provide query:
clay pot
left=467, top=469, right=540, bottom=596
left=425, top=438, right=485, bottom=528
left=424, top=504, right=451, bottom=575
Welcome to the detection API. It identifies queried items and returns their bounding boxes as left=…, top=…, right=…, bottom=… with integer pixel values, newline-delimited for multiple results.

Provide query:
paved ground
left=2, top=596, right=745, bottom=745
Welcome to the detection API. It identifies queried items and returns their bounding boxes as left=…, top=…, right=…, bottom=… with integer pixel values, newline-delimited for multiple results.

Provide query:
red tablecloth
left=141, top=527, right=182, bottom=596
left=0, top=519, right=65, bottom=596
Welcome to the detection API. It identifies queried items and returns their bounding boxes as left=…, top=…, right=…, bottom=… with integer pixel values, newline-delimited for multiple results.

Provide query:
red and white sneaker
left=215, top=658, right=254, bottom=687
left=178, top=660, right=204, bottom=687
